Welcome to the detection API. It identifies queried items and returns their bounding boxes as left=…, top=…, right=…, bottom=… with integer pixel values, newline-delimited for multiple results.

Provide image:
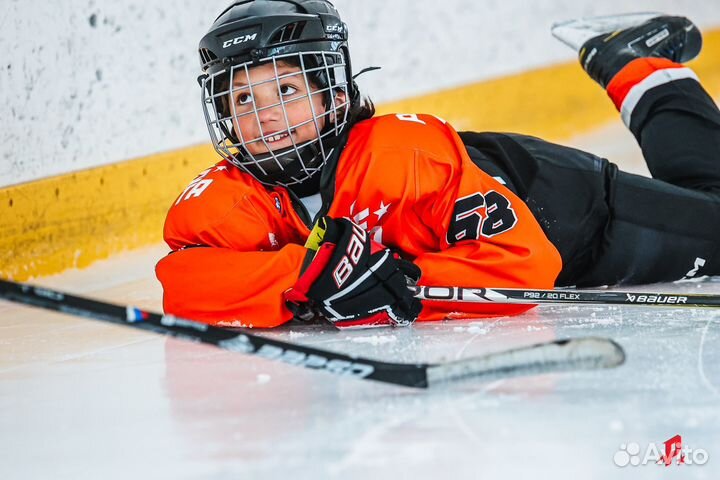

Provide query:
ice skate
left=552, top=13, right=703, bottom=87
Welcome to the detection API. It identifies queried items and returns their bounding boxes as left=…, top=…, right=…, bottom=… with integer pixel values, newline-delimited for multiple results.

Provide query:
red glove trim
left=284, top=243, right=337, bottom=304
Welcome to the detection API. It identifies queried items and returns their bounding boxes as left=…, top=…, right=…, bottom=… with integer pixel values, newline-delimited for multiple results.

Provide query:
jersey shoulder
left=341, top=113, right=468, bottom=178
left=168, top=161, right=257, bottom=215
left=349, top=113, right=461, bottom=154
left=164, top=160, right=265, bottom=247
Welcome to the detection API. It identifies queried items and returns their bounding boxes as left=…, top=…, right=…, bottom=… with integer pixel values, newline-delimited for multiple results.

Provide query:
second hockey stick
left=412, top=285, right=720, bottom=308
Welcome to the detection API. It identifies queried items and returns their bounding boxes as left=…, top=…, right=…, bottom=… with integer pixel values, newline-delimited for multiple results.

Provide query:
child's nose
left=255, top=95, right=284, bottom=123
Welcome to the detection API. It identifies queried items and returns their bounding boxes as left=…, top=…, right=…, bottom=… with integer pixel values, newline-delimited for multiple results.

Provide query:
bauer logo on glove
left=284, top=216, right=423, bottom=329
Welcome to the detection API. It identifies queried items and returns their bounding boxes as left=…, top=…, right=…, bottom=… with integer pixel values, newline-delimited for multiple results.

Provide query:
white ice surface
left=4, top=117, right=720, bottom=478
left=3, top=251, right=720, bottom=480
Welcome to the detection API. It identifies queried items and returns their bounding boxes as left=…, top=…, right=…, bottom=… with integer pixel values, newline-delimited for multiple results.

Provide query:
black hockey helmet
left=198, top=0, right=356, bottom=187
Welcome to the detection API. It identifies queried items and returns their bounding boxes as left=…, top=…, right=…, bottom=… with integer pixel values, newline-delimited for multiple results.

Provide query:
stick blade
left=427, top=337, right=625, bottom=386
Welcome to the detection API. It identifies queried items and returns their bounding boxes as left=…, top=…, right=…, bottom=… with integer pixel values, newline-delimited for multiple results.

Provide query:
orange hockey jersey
left=156, top=114, right=562, bottom=327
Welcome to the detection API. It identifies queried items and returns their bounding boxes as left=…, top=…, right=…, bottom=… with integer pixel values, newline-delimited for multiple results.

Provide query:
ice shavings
left=348, top=335, right=397, bottom=345
left=452, top=325, right=490, bottom=334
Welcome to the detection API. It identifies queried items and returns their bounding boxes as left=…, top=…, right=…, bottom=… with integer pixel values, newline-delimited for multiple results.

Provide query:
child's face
left=229, top=61, right=332, bottom=156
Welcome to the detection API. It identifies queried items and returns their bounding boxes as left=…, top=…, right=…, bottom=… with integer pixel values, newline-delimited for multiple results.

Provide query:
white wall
left=340, top=0, right=720, bottom=101
left=1, top=0, right=228, bottom=187
left=2, top=0, right=719, bottom=187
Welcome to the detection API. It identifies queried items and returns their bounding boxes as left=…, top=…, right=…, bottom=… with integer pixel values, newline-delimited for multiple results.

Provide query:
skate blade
left=552, top=12, right=663, bottom=51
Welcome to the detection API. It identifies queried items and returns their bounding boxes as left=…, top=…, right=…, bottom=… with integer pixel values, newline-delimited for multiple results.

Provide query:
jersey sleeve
left=155, top=165, right=307, bottom=328
left=156, top=245, right=305, bottom=328
left=410, top=119, right=562, bottom=321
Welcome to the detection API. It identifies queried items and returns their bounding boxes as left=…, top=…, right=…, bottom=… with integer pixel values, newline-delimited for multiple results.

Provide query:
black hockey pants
left=460, top=78, right=720, bottom=287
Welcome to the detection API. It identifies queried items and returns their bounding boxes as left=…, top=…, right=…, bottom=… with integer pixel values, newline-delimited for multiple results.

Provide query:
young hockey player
left=156, top=0, right=720, bottom=329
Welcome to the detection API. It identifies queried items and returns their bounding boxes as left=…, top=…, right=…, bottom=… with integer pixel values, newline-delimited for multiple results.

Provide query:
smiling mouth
left=263, top=130, right=295, bottom=144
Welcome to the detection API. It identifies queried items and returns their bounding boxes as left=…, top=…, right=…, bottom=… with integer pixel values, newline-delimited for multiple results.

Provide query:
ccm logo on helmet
left=222, top=33, right=258, bottom=48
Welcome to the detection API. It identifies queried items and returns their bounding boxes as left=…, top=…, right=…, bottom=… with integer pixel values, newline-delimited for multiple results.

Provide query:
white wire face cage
left=201, top=51, right=351, bottom=187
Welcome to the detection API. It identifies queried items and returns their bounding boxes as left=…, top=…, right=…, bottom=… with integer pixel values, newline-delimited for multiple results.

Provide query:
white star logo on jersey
left=374, top=201, right=391, bottom=221
left=350, top=200, right=392, bottom=244
left=214, top=165, right=228, bottom=172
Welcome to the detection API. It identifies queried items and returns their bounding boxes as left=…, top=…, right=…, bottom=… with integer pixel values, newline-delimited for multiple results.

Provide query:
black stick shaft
left=0, top=280, right=625, bottom=388
left=0, top=279, right=430, bottom=388
left=412, top=285, right=720, bottom=307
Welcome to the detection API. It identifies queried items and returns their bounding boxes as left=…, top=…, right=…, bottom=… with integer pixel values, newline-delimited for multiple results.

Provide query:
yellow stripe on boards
left=0, top=144, right=216, bottom=281
left=1, top=28, right=719, bottom=280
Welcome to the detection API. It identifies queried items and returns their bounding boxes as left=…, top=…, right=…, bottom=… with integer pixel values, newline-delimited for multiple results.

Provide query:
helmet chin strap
left=243, top=140, right=324, bottom=185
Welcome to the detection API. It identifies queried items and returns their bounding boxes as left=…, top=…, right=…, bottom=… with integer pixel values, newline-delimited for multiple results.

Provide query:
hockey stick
left=412, top=285, right=720, bottom=308
left=0, top=278, right=623, bottom=388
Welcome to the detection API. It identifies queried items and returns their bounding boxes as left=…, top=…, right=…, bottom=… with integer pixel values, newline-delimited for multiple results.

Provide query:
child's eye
left=235, top=92, right=253, bottom=105
left=279, top=85, right=298, bottom=97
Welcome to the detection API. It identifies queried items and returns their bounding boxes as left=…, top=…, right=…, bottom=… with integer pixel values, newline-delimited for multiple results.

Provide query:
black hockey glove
left=284, top=216, right=423, bottom=329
